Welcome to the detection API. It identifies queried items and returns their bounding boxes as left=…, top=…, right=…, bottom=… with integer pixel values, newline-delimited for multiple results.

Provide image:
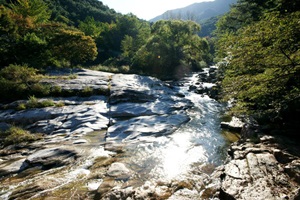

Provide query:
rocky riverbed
left=0, top=68, right=299, bottom=199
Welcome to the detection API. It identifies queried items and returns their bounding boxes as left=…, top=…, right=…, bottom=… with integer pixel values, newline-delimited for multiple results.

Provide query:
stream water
left=0, top=70, right=239, bottom=199
left=116, top=73, right=236, bottom=183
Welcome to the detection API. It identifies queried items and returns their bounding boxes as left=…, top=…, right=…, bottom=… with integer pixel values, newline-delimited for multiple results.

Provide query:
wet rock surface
left=0, top=69, right=192, bottom=199
left=0, top=68, right=299, bottom=200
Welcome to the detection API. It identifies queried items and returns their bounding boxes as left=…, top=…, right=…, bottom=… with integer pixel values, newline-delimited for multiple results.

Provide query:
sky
left=100, top=0, right=213, bottom=20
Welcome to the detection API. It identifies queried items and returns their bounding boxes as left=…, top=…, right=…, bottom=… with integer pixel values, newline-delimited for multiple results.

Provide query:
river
left=0, top=68, right=239, bottom=199
left=118, top=73, right=234, bottom=182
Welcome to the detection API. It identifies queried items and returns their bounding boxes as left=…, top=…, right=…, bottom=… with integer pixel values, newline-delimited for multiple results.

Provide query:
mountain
left=150, top=0, right=237, bottom=36
left=150, top=0, right=236, bottom=22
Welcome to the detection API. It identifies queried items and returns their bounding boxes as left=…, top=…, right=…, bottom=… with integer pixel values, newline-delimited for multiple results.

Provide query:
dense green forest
left=215, top=0, right=300, bottom=134
left=0, top=0, right=299, bottom=135
left=0, top=0, right=211, bottom=76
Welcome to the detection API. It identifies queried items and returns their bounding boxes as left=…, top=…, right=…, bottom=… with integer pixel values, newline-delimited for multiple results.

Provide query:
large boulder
left=109, top=74, right=174, bottom=105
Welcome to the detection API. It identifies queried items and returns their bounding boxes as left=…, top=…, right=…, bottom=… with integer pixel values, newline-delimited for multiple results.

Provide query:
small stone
left=107, top=162, right=131, bottom=178
left=73, top=139, right=88, bottom=144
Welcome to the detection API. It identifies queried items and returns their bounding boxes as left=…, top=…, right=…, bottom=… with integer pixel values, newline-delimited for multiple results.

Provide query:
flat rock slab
left=109, top=100, right=191, bottom=118
left=109, top=74, right=177, bottom=105
left=25, top=147, right=78, bottom=170
left=107, top=112, right=190, bottom=142
left=0, top=158, right=26, bottom=177
left=43, top=69, right=113, bottom=91
left=0, top=96, right=109, bottom=136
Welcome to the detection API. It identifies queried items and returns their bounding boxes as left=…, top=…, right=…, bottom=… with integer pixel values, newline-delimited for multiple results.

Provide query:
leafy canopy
left=216, top=0, right=300, bottom=128
left=132, top=20, right=209, bottom=79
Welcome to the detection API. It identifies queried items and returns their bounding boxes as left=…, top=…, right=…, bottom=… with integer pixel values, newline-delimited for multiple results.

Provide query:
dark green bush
left=0, top=126, right=41, bottom=146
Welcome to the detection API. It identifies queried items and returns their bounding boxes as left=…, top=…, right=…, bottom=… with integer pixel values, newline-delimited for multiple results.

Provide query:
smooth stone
left=107, top=162, right=131, bottom=178
left=106, top=113, right=190, bottom=142
left=0, top=158, right=27, bottom=176
left=73, top=139, right=88, bottom=144
left=25, top=147, right=78, bottom=169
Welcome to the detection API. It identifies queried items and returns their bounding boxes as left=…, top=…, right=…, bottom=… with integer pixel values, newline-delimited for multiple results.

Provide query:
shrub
left=40, top=99, right=55, bottom=107
left=0, top=64, right=41, bottom=102
left=80, top=86, right=93, bottom=97
left=16, top=103, right=26, bottom=111
left=1, top=126, right=40, bottom=146
left=30, top=83, right=51, bottom=96
left=27, top=95, right=39, bottom=108
left=17, top=96, right=55, bottom=110
left=68, top=74, right=78, bottom=79
left=51, top=85, right=62, bottom=95
left=55, top=101, right=65, bottom=107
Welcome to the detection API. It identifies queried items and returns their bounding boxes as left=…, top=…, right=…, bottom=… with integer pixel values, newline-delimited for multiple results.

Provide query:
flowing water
left=0, top=70, right=239, bottom=199
left=118, top=73, right=236, bottom=183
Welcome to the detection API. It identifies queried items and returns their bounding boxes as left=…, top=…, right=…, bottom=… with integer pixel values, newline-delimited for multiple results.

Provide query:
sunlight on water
left=161, top=132, right=207, bottom=179
left=122, top=71, right=232, bottom=182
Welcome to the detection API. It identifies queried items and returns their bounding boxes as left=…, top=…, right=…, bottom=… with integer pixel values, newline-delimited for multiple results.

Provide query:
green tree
left=0, top=2, right=98, bottom=68
left=132, top=20, right=209, bottom=79
left=9, top=0, right=51, bottom=24
left=98, top=14, right=150, bottom=64
left=221, top=12, right=300, bottom=125
left=78, top=16, right=103, bottom=38
left=120, top=15, right=151, bottom=65
left=48, top=26, right=98, bottom=66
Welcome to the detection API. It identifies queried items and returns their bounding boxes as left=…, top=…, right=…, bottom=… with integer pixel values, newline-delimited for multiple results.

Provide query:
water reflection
left=122, top=73, right=233, bottom=182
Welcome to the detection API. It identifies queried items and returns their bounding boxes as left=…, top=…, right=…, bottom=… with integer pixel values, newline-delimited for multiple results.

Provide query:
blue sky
left=100, top=0, right=213, bottom=20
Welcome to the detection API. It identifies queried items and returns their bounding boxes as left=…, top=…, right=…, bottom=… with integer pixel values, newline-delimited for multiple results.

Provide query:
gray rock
left=0, top=158, right=27, bottom=176
left=109, top=100, right=188, bottom=118
left=25, top=101, right=109, bottom=135
left=221, top=116, right=244, bottom=132
left=0, top=122, right=10, bottom=132
left=73, top=139, right=88, bottom=144
left=107, top=162, right=132, bottom=179
left=220, top=138, right=300, bottom=199
left=25, top=147, right=78, bottom=170
left=43, top=69, right=112, bottom=92
left=106, top=113, right=190, bottom=142
left=285, top=160, right=300, bottom=184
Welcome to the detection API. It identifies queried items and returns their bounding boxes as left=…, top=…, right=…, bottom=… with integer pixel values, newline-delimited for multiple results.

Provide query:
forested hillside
left=150, top=0, right=237, bottom=37
left=216, top=0, right=300, bottom=134
left=0, top=0, right=211, bottom=102
left=1, top=0, right=299, bottom=137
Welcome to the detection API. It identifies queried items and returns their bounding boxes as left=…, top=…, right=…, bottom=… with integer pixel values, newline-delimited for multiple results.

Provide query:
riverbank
left=0, top=68, right=299, bottom=199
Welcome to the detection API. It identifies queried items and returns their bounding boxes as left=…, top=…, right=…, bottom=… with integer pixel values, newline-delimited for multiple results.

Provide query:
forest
left=0, top=0, right=299, bottom=134
left=215, top=0, right=300, bottom=135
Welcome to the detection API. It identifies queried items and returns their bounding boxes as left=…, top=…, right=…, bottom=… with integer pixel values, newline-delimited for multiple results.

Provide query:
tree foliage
left=216, top=0, right=300, bottom=129
left=132, top=20, right=209, bottom=79
left=1, top=0, right=211, bottom=80
left=43, top=0, right=118, bottom=26
left=0, top=2, right=97, bottom=68
left=78, top=16, right=103, bottom=38
left=9, top=0, right=51, bottom=23
left=0, top=64, right=43, bottom=101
